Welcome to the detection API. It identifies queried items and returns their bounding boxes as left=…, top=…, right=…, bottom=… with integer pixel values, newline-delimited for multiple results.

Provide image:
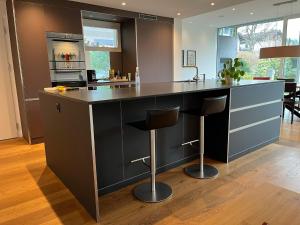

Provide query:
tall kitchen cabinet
left=7, top=0, right=174, bottom=144
left=136, top=19, right=173, bottom=83
left=7, top=0, right=83, bottom=143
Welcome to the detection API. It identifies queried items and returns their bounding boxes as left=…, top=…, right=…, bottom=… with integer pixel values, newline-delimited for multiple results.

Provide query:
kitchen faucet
left=182, top=65, right=205, bottom=82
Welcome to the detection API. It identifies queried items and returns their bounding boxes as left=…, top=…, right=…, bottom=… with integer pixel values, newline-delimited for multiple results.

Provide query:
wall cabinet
left=9, top=0, right=174, bottom=143
left=15, top=1, right=51, bottom=99
left=136, top=19, right=173, bottom=83
left=44, top=5, right=82, bottom=34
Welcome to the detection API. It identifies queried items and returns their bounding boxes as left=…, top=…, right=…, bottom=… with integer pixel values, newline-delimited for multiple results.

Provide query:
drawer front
left=231, top=82, right=284, bottom=109
left=230, top=101, right=282, bottom=130
left=229, top=117, right=281, bottom=159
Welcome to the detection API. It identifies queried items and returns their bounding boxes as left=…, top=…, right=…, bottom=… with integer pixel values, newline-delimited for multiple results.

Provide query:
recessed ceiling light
left=232, top=8, right=236, bottom=11
left=121, top=2, right=126, bottom=6
left=211, top=2, right=215, bottom=6
left=177, top=12, right=181, bottom=16
left=250, top=12, right=254, bottom=15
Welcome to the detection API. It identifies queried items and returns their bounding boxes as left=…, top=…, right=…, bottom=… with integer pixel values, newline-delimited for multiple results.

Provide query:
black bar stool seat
left=184, top=95, right=227, bottom=179
left=128, top=106, right=180, bottom=203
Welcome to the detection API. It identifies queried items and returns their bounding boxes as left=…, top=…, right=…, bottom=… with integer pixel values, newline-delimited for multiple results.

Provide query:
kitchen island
left=39, top=80, right=284, bottom=222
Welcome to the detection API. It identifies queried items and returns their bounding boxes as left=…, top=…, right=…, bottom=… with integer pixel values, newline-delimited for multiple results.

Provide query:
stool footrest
left=131, top=156, right=150, bottom=169
left=181, top=139, right=199, bottom=146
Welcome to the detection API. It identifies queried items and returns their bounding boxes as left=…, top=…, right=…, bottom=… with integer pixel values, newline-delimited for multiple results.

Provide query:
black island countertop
left=42, top=79, right=283, bottom=104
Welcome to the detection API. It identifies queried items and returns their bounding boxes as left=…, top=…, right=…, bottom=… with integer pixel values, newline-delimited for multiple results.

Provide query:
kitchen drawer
left=230, top=101, right=282, bottom=130
left=229, top=117, right=281, bottom=159
left=231, top=82, right=284, bottom=109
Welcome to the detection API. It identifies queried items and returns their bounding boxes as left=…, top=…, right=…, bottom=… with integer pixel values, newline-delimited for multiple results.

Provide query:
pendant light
left=260, top=45, right=300, bottom=58
left=260, top=0, right=300, bottom=59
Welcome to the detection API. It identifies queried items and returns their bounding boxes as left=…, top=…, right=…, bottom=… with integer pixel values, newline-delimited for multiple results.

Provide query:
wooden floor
left=1, top=116, right=300, bottom=225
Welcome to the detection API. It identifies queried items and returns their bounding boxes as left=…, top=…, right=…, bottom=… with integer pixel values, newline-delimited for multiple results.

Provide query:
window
left=284, top=18, right=300, bottom=82
left=286, top=18, right=300, bottom=45
left=217, top=17, right=300, bottom=81
left=218, top=27, right=236, bottom=37
left=236, top=20, right=284, bottom=79
left=83, top=19, right=121, bottom=52
left=83, top=19, right=122, bottom=79
left=85, top=51, right=110, bottom=79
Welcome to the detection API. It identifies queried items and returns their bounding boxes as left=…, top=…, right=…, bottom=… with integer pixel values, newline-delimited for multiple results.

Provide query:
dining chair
left=282, top=82, right=297, bottom=124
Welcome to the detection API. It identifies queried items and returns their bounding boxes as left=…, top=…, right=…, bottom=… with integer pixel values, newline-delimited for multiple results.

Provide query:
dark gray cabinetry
left=43, top=5, right=82, bottom=34
left=93, top=103, right=123, bottom=190
left=228, top=82, right=284, bottom=161
left=121, top=98, right=156, bottom=179
left=40, top=93, right=99, bottom=222
left=26, top=101, right=44, bottom=140
left=15, top=1, right=51, bottom=99
left=155, top=95, right=184, bottom=167
left=136, top=19, right=173, bottom=83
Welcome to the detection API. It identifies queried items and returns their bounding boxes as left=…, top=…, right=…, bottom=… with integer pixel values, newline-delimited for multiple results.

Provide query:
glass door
left=284, top=17, right=300, bottom=82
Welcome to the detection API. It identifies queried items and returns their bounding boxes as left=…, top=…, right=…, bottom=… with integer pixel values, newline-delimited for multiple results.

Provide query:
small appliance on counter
left=87, top=70, right=97, bottom=83
left=46, top=32, right=87, bottom=87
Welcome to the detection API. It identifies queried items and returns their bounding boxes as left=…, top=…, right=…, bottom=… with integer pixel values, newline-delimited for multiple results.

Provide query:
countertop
left=41, top=79, right=283, bottom=104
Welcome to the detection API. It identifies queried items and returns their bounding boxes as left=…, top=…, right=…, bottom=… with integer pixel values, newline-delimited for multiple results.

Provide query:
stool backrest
left=200, top=95, right=227, bottom=116
left=146, top=106, right=180, bottom=130
left=285, top=82, right=297, bottom=93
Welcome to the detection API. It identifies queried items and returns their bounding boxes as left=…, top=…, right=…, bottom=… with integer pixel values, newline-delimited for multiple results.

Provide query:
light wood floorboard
left=0, top=117, right=300, bottom=225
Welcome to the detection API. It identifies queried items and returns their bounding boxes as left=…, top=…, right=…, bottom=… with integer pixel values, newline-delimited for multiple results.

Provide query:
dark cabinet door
left=93, top=102, right=124, bottom=189
left=43, top=5, right=83, bottom=34
left=136, top=19, right=173, bottom=83
left=15, top=1, right=51, bottom=99
left=155, top=95, right=184, bottom=167
left=121, top=98, right=156, bottom=179
left=26, top=100, right=44, bottom=140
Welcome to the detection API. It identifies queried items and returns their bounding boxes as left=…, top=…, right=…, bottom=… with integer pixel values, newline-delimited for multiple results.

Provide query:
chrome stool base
left=133, top=182, right=172, bottom=203
left=184, top=164, right=218, bottom=179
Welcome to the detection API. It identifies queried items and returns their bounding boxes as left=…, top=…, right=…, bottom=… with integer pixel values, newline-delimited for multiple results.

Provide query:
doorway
left=0, top=1, right=20, bottom=141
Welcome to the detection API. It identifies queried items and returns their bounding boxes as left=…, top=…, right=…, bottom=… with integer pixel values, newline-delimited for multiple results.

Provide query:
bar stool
left=184, top=96, right=227, bottom=179
left=128, top=106, right=180, bottom=203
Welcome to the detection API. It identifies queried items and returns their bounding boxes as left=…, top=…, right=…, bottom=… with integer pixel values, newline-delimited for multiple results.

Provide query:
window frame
left=83, top=19, right=122, bottom=52
left=217, top=14, right=300, bottom=82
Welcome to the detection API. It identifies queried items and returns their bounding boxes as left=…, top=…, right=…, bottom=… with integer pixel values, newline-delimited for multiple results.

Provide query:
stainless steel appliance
left=46, top=32, right=87, bottom=87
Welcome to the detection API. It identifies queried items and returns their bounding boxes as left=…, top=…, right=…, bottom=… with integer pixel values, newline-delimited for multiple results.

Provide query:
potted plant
left=219, top=58, right=245, bottom=84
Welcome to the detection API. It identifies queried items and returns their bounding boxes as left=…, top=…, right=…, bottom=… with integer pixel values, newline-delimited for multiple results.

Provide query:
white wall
left=0, top=0, right=22, bottom=139
left=173, top=18, right=183, bottom=81
left=173, top=19, right=218, bottom=81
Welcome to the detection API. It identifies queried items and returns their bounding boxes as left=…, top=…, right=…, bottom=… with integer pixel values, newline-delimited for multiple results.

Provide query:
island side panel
left=39, top=93, right=100, bottom=222
left=228, top=82, right=284, bottom=161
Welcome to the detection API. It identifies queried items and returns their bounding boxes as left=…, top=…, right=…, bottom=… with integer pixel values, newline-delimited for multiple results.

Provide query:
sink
left=174, top=80, right=197, bottom=83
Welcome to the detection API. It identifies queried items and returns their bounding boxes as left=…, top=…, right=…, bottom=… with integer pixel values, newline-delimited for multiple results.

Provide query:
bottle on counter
left=128, top=73, right=132, bottom=81
left=135, top=67, right=140, bottom=86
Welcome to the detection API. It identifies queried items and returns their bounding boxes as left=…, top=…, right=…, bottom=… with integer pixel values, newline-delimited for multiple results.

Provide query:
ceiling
left=70, top=0, right=253, bottom=18
left=183, top=0, right=300, bottom=28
